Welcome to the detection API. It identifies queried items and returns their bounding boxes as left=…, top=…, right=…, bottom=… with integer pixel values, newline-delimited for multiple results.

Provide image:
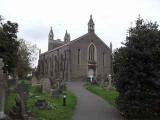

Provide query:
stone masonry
left=37, top=15, right=112, bottom=90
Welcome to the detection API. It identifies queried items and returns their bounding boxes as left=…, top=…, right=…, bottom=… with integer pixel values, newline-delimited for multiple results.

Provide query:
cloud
left=21, top=26, right=48, bottom=40
left=1, top=0, right=160, bottom=52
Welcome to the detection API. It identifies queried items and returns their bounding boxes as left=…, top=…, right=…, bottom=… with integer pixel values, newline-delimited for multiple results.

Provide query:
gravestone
left=9, top=84, right=34, bottom=120
left=0, top=58, right=6, bottom=119
left=42, top=78, right=51, bottom=93
left=108, top=74, right=112, bottom=89
left=17, top=84, right=29, bottom=120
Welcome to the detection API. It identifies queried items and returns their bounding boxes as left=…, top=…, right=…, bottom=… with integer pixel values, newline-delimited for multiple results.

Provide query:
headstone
left=31, top=75, right=38, bottom=86
left=42, top=78, right=51, bottom=93
left=108, top=74, right=112, bottom=89
left=32, top=68, right=40, bottom=86
left=17, top=84, right=29, bottom=120
left=0, top=58, right=6, bottom=119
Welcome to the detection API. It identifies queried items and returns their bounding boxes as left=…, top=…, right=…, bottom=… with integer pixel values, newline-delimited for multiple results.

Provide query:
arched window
left=60, top=54, right=63, bottom=70
left=55, top=56, right=57, bottom=72
left=45, top=60, right=48, bottom=75
left=89, top=44, right=95, bottom=61
left=41, top=60, right=44, bottom=76
left=78, top=48, right=80, bottom=64
left=50, top=57, right=53, bottom=76
left=52, top=55, right=54, bottom=75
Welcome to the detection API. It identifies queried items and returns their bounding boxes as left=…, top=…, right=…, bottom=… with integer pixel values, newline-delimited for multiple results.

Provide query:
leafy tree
left=16, top=39, right=38, bottom=79
left=113, top=16, right=160, bottom=119
left=0, top=15, right=38, bottom=79
left=0, top=15, right=19, bottom=74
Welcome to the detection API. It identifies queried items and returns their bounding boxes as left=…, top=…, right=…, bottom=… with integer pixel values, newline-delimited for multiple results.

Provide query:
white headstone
left=108, top=74, right=112, bottom=89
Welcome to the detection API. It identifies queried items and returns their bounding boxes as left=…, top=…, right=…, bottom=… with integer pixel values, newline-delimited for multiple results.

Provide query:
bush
left=114, top=16, right=160, bottom=119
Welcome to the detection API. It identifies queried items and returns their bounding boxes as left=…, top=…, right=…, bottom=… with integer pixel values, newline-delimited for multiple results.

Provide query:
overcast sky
left=0, top=0, right=160, bottom=53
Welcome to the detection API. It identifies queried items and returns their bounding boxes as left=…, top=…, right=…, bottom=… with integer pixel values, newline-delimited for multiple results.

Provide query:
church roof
left=40, top=32, right=110, bottom=56
left=40, top=15, right=110, bottom=56
left=70, top=32, right=111, bottom=51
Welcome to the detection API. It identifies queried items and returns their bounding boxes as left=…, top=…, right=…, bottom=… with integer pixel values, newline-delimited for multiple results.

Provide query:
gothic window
left=45, top=60, right=48, bottom=75
left=90, top=25, right=93, bottom=30
left=41, top=61, right=44, bottom=76
left=103, top=52, right=105, bottom=66
left=52, top=55, right=54, bottom=75
left=78, top=48, right=80, bottom=64
left=64, top=50, right=67, bottom=60
left=60, top=54, right=63, bottom=70
left=50, top=57, right=53, bottom=76
left=47, top=59, right=49, bottom=75
left=55, top=56, right=57, bottom=72
left=89, top=44, right=95, bottom=61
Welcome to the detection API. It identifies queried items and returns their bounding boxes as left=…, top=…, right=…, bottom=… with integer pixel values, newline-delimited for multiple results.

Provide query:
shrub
left=114, top=16, right=160, bottom=119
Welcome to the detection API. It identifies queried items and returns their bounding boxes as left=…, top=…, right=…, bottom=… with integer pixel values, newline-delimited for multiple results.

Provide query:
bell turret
left=48, top=27, right=54, bottom=50
left=88, top=15, right=95, bottom=33
left=48, top=26, right=54, bottom=40
left=64, top=30, right=70, bottom=43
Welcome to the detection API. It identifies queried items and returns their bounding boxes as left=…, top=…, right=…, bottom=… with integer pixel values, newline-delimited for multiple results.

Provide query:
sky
left=0, top=0, right=160, bottom=54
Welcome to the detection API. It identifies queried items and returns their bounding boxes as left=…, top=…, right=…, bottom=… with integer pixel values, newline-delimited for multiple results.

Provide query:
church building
left=37, top=15, right=112, bottom=83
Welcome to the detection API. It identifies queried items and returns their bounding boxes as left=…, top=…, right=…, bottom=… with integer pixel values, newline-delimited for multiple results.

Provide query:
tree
left=0, top=15, right=19, bottom=74
left=113, top=16, right=160, bottom=119
left=16, top=39, right=38, bottom=79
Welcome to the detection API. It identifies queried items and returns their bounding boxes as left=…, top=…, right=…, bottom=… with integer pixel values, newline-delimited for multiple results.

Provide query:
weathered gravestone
left=0, top=58, right=6, bottom=119
left=17, top=84, right=29, bottom=120
left=9, top=83, right=30, bottom=120
left=108, top=74, right=112, bottom=89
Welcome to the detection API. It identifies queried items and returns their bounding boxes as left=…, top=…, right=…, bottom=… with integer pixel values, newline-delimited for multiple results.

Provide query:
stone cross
left=108, top=74, right=112, bottom=89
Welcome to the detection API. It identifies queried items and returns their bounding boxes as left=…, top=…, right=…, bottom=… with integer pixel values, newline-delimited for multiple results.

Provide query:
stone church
left=37, top=15, right=112, bottom=84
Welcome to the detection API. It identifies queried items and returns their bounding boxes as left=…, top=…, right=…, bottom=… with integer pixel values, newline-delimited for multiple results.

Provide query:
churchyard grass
left=5, top=91, right=18, bottom=112
left=27, top=85, right=76, bottom=120
left=5, top=81, right=76, bottom=120
left=85, top=84, right=118, bottom=107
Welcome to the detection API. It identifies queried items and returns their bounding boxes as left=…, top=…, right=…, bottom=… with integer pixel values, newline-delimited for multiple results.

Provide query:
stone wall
left=69, top=32, right=112, bottom=80
left=38, top=44, right=70, bottom=90
left=38, top=32, right=112, bottom=82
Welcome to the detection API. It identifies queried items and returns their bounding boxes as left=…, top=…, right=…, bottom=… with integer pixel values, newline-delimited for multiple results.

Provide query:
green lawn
left=27, top=86, right=76, bottom=120
left=5, top=91, right=18, bottom=112
left=85, top=84, right=118, bottom=107
left=5, top=83, right=76, bottom=120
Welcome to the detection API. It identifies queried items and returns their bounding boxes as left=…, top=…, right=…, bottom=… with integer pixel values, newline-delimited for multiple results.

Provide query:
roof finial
left=50, top=26, right=53, bottom=31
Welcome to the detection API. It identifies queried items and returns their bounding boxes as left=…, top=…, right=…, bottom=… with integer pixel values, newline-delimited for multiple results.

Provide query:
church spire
left=48, top=26, right=54, bottom=40
left=48, top=26, right=54, bottom=51
left=88, top=15, right=95, bottom=33
left=64, top=30, right=70, bottom=43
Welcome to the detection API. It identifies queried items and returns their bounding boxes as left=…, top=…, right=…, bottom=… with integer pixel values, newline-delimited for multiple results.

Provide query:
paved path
left=67, top=81, right=123, bottom=120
